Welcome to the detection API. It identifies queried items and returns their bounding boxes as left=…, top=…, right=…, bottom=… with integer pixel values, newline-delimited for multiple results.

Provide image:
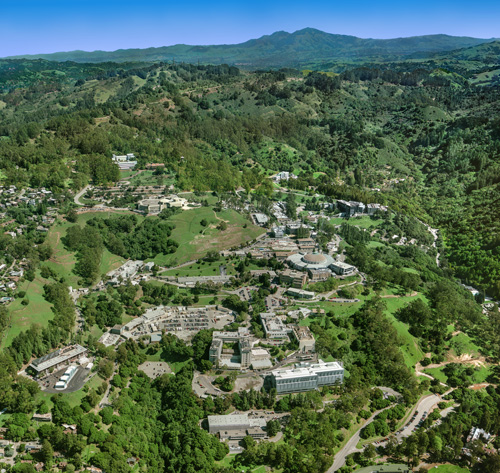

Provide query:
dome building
left=286, top=252, right=336, bottom=281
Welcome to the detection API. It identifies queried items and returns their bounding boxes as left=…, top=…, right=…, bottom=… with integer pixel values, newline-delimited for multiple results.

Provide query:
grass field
left=127, top=170, right=175, bottom=187
left=448, top=332, right=483, bottom=357
left=424, top=365, right=491, bottom=385
left=153, top=207, right=265, bottom=266
left=429, top=465, right=470, bottom=473
left=330, top=216, right=383, bottom=229
left=161, top=257, right=238, bottom=277
left=382, top=294, right=426, bottom=369
left=0, top=272, right=54, bottom=348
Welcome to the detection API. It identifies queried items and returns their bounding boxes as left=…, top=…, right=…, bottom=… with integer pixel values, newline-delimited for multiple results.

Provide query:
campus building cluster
left=137, top=195, right=191, bottom=214
left=208, top=327, right=272, bottom=370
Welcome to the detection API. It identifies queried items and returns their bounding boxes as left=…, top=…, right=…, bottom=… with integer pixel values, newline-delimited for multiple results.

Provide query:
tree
left=41, top=439, right=54, bottom=466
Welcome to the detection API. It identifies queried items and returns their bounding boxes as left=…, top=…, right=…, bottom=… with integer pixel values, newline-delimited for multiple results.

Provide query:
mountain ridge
left=4, top=28, right=497, bottom=68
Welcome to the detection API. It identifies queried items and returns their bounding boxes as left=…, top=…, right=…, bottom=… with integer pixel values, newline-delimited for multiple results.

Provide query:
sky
left=1, top=0, right=499, bottom=57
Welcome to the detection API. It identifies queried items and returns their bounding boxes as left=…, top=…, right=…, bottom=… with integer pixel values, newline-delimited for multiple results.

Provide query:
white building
left=271, top=360, right=344, bottom=393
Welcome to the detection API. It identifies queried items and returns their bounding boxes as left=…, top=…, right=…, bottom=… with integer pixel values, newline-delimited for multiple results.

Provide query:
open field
left=153, top=207, right=265, bottom=266
left=161, top=257, right=238, bottom=277
left=382, top=294, right=426, bottom=369
left=330, top=216, right=383, bottom=229
left=0, top=272, right=54, bottom=348
left=428, top=465, right=470, bottom=473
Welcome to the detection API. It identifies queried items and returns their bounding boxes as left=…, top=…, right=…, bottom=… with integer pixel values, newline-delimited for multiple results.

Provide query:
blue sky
left=1, top=0, right=499, bottom=56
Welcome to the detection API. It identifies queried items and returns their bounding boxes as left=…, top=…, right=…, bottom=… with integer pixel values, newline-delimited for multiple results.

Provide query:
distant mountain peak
left=4, top=29, right=497, bottom=68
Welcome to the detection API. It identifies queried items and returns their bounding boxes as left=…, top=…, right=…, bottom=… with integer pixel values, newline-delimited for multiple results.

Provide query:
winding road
left=329, top=393, right=442, bottom=472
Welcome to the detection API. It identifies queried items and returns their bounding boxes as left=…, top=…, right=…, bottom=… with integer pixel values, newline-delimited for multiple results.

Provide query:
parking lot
left=39, top=366, right=91, bottom=393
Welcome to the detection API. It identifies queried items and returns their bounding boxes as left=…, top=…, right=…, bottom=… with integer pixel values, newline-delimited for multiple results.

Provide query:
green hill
left=5, top=28, right=496, bottom=68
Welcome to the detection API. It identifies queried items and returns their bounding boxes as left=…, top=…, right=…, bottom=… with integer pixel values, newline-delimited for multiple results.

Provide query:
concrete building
left=107, top=260, right=144, bottom=286
left=287, top=252, right=336, bottom=273
left=271, top=360, right=344, bottom=394
left=287, top=288, right=315, bottom=299
left=29, top=345, right=88, bottom=377
left=252, top=213, right=269, bottom=226
left=280, top=269, right=307, bottom=289
left=112, top=153, right=137, bottom=170
left=260, top=313, right=294, bottom=339
left=209, top=328, right=271, bottom=369
left=137, top=195, right=189, bottom=214
left=207, top=414, right=267, bottom=440
left=293, top=326, right=315, bottom=354
left=330, top=261, right=356, bottom=276
left=308, top=268, right=332, bottom=281
left=337, top=200, right=366, bottom=216
left=366, top=203, right=388, bottom=215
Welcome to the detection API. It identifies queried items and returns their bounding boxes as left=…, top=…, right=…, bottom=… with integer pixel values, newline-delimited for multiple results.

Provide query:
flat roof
left=208, top=414, right=249, bottom=427
left=30, top=345, right=87, bottom=372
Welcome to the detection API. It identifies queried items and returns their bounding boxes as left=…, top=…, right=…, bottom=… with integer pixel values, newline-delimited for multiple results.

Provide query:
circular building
left=287, top=252, right=336, bottom=272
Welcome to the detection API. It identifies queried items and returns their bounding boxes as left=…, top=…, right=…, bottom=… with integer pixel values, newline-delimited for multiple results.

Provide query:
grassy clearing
left=381, top=294, right=426, bottom=369
left=330, top=216, right=383, bottom=229
left=127, top=170, right=175, bottom=187
left=1, top=272, right=54, bottom=348
left=424, top=365, right=492, bottom=385
left=161, top=257, right=238, bottom=277
left=447, top=332, right=482, bottom=357
left=153, top=207, right=264, bottom=266
left=428, top=465, right=470, bottom=473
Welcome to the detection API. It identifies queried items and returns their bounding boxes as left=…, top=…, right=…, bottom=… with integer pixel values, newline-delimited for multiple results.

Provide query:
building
left=209, top=328, right=271, bottom=369
left=29, top=345, right=87, bottom=377
left=107, top=260, right=144, bottom=286
left=207, top=414, right=267, bottom=441
left=297, top=238, right=316, bottom=251
left=253, top=213, right=269, bottom=226
left=271, top=226, right=285, bottom=238
left=330, top=261, right=356, bottom=276
left=137, top=195, right=189, bottom=214
left=260, top=313, right=294, bottom=339
left=112, top=153, right=137, bottom=170
left=366, top=203, right=388, bottom=215
left=287, top=288, right=315, bottom=299
left=280, top=269, right=307, bottom=289
left=293, top=326, right=315, bottom=354
left=287, top=252, right=336, bottom=273
left=308, top=268, right=332, bottom=281
left=273, top=171, right=297, bottom=182
left=271, top=360, right=344, bottom=394
left=336, top=200, right=366, bottom=216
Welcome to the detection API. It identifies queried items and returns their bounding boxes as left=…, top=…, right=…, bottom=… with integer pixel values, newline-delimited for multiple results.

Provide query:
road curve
left=74, top=185, right=90, bottom=206
left=329, top=393, right=441, bottom=472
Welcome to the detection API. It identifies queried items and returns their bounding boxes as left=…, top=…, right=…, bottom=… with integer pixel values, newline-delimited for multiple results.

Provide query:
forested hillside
left=0, top=57, right=499, bottom=297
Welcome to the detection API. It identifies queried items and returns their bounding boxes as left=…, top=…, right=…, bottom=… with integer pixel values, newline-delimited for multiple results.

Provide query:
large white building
left=271, top=360, right=344, bottom=393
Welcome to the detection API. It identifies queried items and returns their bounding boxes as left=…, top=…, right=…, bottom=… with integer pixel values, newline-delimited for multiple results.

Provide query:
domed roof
left=302, top=253, right=326, bottom=264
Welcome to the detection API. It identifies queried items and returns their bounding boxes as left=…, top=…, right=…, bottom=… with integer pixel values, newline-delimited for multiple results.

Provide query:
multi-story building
left=271, top=360, right=344, bottom=394
left=260, top=313, right=294, bottom=339
left=280, top=269, right=307, bottom=288
left=330, top=261, right=356, bottom=276
left=207, top=414, right=267, bottom=440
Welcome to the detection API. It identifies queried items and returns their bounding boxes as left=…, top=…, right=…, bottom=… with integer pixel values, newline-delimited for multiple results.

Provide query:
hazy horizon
left=2, top=0, right=499, bottom=57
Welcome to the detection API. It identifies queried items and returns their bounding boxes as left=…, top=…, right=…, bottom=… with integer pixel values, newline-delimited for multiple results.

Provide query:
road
left=74, top=185, right=91, bottom=205
left=329, top=393, right=442, bottom=472
left=329, top=406, right=393, bottom=472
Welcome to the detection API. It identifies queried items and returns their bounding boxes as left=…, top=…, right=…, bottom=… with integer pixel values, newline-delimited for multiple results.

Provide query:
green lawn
left=330, top=216, right=383, bottom=229
left=448, top=332, right=483, bottom=357
left=153, top=207, right=265, bottom=266
left=161, top=257, right=238, bottom=277
left=382, top=294, right=426, bottom=369
left=1, top=272, right=54, bottom=348
left=429, top=465, right=470, bottom=473
left=424, top=365, right=492, bottom=385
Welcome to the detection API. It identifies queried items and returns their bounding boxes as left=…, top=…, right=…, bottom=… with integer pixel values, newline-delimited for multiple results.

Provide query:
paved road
left=329, top=406, right=393, bottom=472
left=329, top=394, right=441, bottom=472
left=74, top=185, right=90, bottom=205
